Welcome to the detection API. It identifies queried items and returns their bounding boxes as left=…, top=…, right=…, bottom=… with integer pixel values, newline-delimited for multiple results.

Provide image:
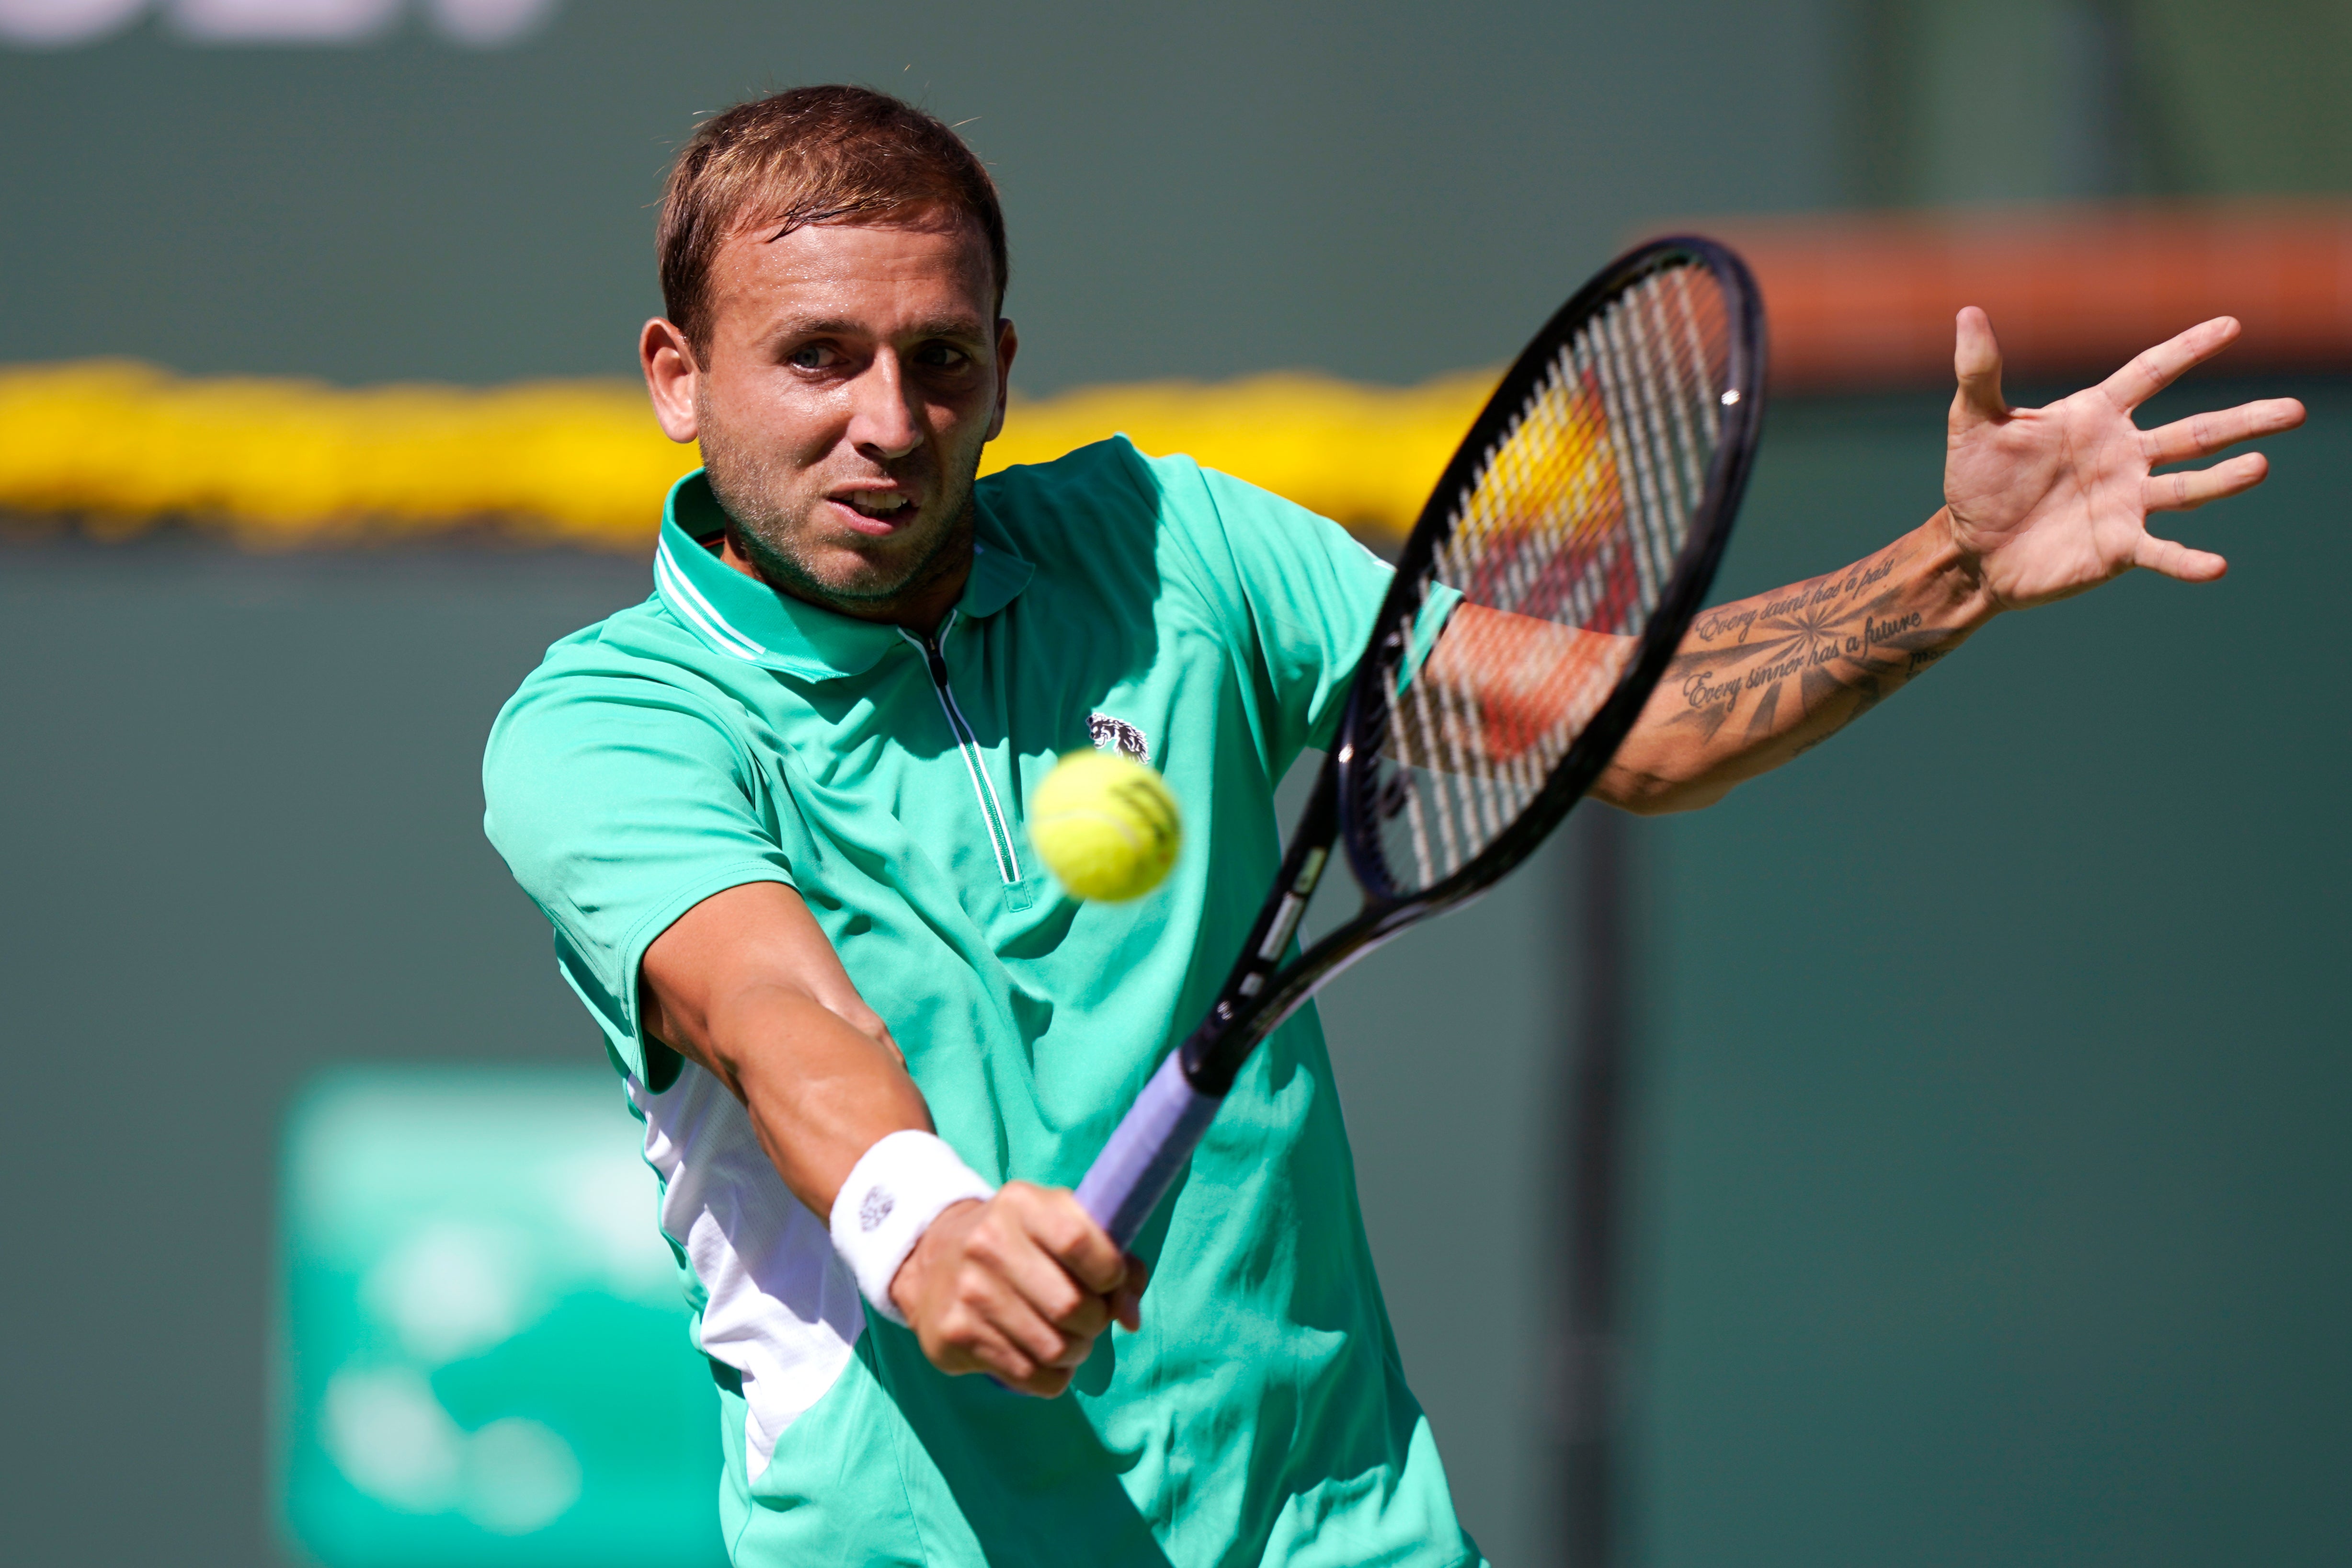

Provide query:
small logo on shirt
left=859, top=1188, right=894, bottom=1232
left=1089, top=712, right=1150, bottom=762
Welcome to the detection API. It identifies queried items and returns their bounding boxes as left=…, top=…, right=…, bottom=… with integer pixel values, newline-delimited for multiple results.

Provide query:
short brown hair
left=656, top=85, right=1009, bottom=355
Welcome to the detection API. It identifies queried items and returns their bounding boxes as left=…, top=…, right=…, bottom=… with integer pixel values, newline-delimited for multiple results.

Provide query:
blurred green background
left=2, top=3, right=2346, bottom=1566
left=280, top=1068, right=723, bottom=1565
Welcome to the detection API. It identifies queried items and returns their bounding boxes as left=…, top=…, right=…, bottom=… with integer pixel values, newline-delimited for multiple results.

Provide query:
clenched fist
left=889, top=1181, right=1147, bottom=1397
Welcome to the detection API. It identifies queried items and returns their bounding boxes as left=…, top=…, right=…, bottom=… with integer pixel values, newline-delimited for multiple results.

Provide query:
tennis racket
left=1074, top=236, right=1767, bottom=1248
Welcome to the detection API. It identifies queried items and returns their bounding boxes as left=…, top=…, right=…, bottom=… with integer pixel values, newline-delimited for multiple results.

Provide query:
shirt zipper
left=900, top=614, right=1024, bottom=886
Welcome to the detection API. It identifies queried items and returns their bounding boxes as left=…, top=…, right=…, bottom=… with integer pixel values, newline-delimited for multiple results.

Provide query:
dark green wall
left=1635, top=376, right=2351, bottom=1566
left=1849, top=0, right=2352, bottom=206
left=0, top=0, right=1845, bottom=393
left=0, top=546, right=668, bottom=1565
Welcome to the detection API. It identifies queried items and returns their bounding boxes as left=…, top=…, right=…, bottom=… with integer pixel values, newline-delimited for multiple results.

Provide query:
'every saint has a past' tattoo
left=1664, top=542, right=1963, bottom=747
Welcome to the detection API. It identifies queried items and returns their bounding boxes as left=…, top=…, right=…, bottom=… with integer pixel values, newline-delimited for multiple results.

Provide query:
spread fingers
left=2143, top=451, right=2268, bottom=512
left=2141, top=398, right=2305, bottom=465
left=2100, top=316, right=2240, bottom=410
left=2133, top=531, right=2228, bottom=583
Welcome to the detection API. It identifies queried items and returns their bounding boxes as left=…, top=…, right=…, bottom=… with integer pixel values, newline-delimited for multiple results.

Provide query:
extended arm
left=1596, top=311, right=2302, bottom=811
left=1446, top=310, right=2302, bottom=813
left=640, top=881, right=929, bottom=1205
left=640, top=881, right=1140, bottom=1395
left=1594, top=512, right=1990, bottom=811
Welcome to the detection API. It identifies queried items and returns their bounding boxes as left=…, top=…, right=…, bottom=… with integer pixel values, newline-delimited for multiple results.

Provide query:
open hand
left=1941, top=309, right=2305, bottom=611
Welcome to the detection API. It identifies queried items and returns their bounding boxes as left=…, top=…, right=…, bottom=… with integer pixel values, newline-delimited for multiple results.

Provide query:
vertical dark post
left=1560, top=807, right=1631, bottom=1568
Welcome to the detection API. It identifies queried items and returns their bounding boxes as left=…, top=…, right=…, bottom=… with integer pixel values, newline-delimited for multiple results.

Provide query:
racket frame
left=1079, top=236, right=1765, bottom=1240
left=1341, top=235, right=1766, bottom=911
left=1191, top=237, right=1761, bottom=1094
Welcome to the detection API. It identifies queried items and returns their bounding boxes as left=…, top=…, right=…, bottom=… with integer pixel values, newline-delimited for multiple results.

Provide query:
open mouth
left=828, top=490, right=916, bottom=534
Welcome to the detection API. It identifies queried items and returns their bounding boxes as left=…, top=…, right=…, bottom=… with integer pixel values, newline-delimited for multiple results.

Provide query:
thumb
left=1951, top=306, right=2009, bottom=433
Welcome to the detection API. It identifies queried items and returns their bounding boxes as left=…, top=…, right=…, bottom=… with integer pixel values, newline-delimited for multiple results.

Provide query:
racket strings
left=1375, top=258, right=1733, bottom=894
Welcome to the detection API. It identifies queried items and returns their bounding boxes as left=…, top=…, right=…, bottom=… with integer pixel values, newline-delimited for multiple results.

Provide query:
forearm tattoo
left=1661, top=542, right=1964, bottom=752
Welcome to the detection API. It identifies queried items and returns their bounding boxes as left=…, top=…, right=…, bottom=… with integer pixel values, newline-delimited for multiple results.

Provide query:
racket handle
left=1073, top=1051, right=1222, bottom=1249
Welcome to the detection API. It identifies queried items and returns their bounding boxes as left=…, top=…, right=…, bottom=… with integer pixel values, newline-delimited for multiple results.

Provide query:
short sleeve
left=1146, top=448, right=1453, bottom=771
left=482, top=662, right=796, bottom=1081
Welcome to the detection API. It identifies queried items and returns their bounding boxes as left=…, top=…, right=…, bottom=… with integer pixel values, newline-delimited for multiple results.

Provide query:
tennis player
left=482, top=86, right=2301, bottom=1566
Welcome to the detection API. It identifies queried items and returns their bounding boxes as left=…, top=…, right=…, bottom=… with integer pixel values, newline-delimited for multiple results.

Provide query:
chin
left=817, top=566, right=919, bottom=602
left=786, top=542, right=927, bottom=603
left=726, top=481, right=970, bottom=612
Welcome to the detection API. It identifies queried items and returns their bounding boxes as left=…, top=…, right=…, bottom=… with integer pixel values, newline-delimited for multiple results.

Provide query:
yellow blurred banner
left=0, top=360, right=1493, bottom=550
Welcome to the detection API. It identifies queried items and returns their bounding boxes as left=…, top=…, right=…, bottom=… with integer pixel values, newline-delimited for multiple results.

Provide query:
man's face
left=685, top=207, right=1013, bottom=618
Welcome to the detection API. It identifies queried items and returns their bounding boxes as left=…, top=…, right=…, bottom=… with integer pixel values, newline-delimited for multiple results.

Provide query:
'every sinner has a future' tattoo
left=1663, top=540, right=1967, bottom=753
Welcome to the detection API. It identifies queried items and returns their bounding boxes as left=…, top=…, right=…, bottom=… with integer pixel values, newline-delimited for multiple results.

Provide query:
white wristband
left=829, top=1130, right=997, bottom=1326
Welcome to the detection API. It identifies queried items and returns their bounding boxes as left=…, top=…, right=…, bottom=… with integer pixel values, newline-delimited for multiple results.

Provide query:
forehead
left=705, top=206, right=996, bottom=333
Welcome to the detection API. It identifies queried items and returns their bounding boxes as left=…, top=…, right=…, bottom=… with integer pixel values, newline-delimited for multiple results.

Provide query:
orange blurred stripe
left=1655, top=201, right=2352, bottom=391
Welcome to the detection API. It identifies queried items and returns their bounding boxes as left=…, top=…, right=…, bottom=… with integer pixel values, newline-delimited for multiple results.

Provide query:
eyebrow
left=774, top=314, right=990, bottom=343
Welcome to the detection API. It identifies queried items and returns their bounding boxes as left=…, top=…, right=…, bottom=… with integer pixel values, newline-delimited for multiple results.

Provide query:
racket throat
left=1241, top=847, right=1326, bottom=995
left=1182, top=763, right=1341, bottom=1090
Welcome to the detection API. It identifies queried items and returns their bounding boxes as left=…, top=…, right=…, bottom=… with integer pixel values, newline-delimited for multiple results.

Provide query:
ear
left=641, top=317, right=702, bottom=443
left=983, top=317, right=1019, bottom=443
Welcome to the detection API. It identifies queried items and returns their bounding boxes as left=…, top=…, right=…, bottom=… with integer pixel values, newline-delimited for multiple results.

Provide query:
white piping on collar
left=655, top=539, right=765, bottom=663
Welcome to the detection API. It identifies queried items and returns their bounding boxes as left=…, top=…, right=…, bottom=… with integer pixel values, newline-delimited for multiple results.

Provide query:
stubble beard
left=698, top=415, right=979, bottom=621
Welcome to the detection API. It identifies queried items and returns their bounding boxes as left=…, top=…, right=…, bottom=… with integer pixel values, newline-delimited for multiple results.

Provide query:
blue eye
left=788, top=344, right=836, bottom=370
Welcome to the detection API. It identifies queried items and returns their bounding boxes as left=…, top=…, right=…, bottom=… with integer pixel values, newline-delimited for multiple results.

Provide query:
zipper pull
left=913, top=611, right=959, bottom=686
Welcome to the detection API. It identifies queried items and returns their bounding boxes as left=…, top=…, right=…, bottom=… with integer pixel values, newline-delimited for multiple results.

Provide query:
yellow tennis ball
left=1028, top=749, right=1183, bottom=902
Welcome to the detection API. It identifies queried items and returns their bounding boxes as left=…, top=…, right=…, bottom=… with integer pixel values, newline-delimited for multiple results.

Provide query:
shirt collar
left=651, top=469, right=1035, bottom=680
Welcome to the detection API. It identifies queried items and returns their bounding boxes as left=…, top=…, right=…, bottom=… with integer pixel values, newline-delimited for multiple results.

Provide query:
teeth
left=846, top=494, right=908, bottom=517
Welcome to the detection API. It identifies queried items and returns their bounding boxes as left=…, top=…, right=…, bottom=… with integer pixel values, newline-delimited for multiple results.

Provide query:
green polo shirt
left=482, top=436, right=1483, bottom=1567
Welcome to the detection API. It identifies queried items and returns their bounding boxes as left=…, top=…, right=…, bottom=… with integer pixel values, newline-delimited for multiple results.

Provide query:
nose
left=846, top=353, right=923, bottom=462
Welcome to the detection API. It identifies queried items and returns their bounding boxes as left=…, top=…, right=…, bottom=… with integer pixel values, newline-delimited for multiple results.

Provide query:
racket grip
left=1073, top=1051, right=1222, bottom=1250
